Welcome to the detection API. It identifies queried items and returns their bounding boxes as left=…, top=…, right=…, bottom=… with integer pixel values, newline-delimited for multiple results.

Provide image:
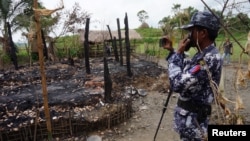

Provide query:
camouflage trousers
left=173, top=107, right=209, bottom=141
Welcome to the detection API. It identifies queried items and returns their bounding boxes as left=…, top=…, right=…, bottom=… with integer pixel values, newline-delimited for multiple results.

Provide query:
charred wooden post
left=106, top=25, right=112, bottom=56
left=68, top=57, right=74, bottom=66
left=104, top=57, right=112, bottom=103
left=117, top=18, right=123, bottom=66
left=41, top=29, right=48, bottom=60
left=84, top=18, right=91, bottom=74
left=107, top=25, right=119, bottom=62
left=113, top=37, right=119, bottom=61
left=7, top=22, right=18, bottom=70
left=124, top=13, right=132, bottom=77
left=33, top=0, right=52, bottom=140
left=48, top=40, right=57, bottom=63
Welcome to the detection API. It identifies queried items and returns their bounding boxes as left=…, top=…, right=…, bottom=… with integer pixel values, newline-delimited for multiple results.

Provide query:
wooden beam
left=33, top=0, right=52, bottom=140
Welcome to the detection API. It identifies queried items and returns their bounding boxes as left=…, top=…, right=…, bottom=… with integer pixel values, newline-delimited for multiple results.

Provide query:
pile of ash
left=0, top=57, right=168, bottom=138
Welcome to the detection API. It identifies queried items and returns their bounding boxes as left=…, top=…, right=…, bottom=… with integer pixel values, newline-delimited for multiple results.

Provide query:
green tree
left=172, top=4, right=181, bottom=14
left=158, top=16, right=176, bottom=35
left=137, top=10, right=149, bottom=23
left=137, top=10, right=149, bottom=28
left=159, top=4, right=197, bottom=38
left=39, top=2, right=91, bottom=60
left=0, top=0, right=33, bottom=54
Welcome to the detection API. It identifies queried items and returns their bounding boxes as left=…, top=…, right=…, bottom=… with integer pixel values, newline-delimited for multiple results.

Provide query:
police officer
left=222, top=38, right=233, bottom=65
left=162, top=11, right=222, bottom=141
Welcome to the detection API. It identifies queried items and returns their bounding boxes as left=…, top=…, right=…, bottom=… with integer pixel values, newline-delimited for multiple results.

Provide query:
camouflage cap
left=181, top=11, right=220, bottom=31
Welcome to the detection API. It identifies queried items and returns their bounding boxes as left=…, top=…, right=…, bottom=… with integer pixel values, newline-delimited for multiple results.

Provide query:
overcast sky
left=14, top=0, right=246, bottom=42
left=40, top=0, right=220, bottom=30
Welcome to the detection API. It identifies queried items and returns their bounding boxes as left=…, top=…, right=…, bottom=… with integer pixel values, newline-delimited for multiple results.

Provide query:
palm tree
left=0, top=0, right=33, bottom=54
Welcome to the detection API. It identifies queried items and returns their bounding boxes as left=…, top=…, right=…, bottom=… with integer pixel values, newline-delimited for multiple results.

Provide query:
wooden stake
left=117, top=18, right=123, bottom=66
left=33, top=0, right=52, bottom=140
left=124, top=13, right=132, bottom=77
left=84, top=18, right=91, bottom=74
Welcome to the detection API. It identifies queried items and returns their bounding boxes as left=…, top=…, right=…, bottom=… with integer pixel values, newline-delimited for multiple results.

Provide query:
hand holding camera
left=177, top=35, right=191, bottom=53
left=159, top=33, right=192, bottom=53
left=159, top=36, right=174, bottom=52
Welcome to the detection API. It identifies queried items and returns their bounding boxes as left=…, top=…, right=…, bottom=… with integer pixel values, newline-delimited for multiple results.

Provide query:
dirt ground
left=86, top=61, right=250, bottom=141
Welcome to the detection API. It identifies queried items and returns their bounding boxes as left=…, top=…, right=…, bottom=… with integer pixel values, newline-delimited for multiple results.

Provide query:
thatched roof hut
left=79, top=29, right=142, bottom=43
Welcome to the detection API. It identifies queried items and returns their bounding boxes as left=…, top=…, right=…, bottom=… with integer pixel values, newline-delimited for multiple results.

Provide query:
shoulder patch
left=189, top=65, right=201, bottom=74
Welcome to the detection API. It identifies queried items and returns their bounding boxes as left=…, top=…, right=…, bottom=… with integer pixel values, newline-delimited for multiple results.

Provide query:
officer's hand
left=177, top=38, right=190, bottom=54
left=162, top=36, right=174, bottom=52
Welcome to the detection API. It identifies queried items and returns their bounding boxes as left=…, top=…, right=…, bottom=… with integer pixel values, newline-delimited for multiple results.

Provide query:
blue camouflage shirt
left=167, top=44, right=223, bottom=105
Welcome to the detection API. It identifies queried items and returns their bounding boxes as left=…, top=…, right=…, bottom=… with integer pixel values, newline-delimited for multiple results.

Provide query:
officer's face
left=185, top=27, right=196, bottom=49
left=188, top=27, right=205, bottom=47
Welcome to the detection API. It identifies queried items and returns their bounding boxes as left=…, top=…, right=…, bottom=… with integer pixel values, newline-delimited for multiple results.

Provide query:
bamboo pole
left=33, top=0, right=52, bottom=140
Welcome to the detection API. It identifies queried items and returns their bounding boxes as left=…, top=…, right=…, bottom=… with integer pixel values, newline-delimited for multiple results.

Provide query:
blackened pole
left=41, top=29, right=48, bottom=60
left=33, top=0, right=52, bottom=140
left=124, top=13, right=132, bottom=77
left=117, top=18, right=123, bottom=66
left=7, top=22, right=18, bottom=70
left=106, top=25, right=113, bottom=57
left=104, top=56, right=112, bottom=103
left=153, top=88, right=173, bottom=141
left=84, top=18, right=91, bottom=74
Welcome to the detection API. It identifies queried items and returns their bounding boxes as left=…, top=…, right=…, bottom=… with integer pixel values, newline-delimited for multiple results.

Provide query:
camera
left=159, top=33, right=192, bottom=49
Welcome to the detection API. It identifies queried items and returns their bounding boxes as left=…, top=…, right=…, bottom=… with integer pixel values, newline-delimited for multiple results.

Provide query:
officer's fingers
left=184, top=38, right=190, bottom=46
left=163, top=43, right=171, bottom=49
left=179, top=39, right=188, bottom=48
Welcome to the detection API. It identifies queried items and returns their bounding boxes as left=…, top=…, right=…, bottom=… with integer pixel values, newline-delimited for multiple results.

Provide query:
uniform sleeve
left=167, top=52, right=220, bottom=97
left=167, top=52, right=193, bottom=94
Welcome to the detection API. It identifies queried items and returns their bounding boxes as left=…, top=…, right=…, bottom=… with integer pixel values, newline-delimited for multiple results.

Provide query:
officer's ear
left=199, top=28, right=208, bottom=38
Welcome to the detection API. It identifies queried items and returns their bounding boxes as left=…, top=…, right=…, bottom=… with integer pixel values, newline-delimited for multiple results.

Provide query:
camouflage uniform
left=166, top=45, right=223, bottom=141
